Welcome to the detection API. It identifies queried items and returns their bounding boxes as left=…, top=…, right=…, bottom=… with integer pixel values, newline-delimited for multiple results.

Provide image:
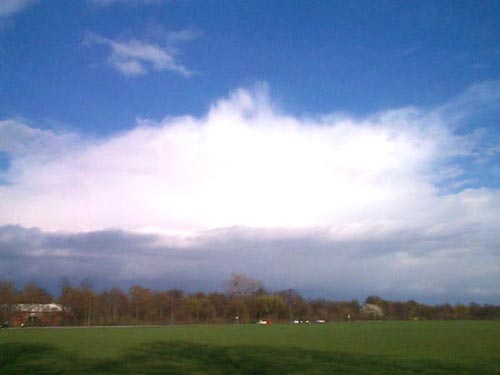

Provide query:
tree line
left=1, top=274, right=499, bottom=326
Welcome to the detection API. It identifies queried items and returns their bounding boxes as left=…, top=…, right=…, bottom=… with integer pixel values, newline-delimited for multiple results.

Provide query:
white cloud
left=0, top=0, right=37, bottom=18
left=84, top=33, right=193, bottom=77
left=0, top=119, right=80, bottom=158
left=1, top=82, right=500, bottom=301
left=0, top=83, right=498, bottom=236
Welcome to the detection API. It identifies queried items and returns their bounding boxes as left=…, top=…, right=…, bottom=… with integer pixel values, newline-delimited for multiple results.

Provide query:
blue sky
left=0, top=0, right=499, bottom=303
left=2, top=1, right=499, bottom=133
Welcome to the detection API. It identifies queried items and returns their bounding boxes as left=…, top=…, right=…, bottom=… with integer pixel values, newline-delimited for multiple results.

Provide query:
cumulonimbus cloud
left=0, top=82, right=499, bottom=235
left=0, top=82, right=499, bottom=302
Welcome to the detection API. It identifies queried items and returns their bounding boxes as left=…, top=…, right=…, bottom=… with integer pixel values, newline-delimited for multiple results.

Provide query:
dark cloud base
left=0, top=224, right=498, bottom=304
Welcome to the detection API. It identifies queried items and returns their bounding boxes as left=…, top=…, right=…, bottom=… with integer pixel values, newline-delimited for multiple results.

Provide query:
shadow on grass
left=1, top=342, right=497, bottom=375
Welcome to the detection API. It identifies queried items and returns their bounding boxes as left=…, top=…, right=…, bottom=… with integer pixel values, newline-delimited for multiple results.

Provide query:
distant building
left=7, top=304, right=65, bottom=326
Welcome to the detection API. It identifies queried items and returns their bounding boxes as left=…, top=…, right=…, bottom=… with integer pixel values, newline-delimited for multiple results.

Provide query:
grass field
left=1, top=321, right=499, bottom=374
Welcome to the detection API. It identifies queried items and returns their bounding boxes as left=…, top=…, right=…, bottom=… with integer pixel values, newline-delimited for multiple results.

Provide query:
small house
left=8, top=303, right=65, bottom=326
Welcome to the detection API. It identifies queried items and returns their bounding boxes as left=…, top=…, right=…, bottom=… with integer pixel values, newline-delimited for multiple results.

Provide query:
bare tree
left=277, top=289, right=305, bottom=321
left=0, top=280, right=17, bottom=321
left=128, top=285, right=154, bottom=322
left=224, top=273, right=262, bottom=323
left=225, top=273, right=262, bottom=296
left=80, top=279, right=95, bottom=326
left=21, top=282, right=52, bottom=303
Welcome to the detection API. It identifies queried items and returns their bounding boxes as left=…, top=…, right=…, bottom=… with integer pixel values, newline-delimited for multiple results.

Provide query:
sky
left=0, top=0, right=499, bottom=303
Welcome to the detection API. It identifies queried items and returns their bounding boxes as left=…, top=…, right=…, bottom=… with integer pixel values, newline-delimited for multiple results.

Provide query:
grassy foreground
left=1, top=321, right=499, bottom=374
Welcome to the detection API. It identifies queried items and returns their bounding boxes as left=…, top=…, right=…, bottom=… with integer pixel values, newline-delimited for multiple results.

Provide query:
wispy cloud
left=164, top=29, right=202, bottom=44
left=84, top=32, right=194, bottom=77
left=0, top=119, right=80, bottom=158
left=0, top=0, right=37, bottom=18
left=88, top=0, right=161, bottom=7
left=401, top=44, right=422, bottom=57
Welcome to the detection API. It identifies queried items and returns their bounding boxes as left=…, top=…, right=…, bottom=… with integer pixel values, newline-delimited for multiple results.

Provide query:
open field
left=1, top=321, right=500, bottom=374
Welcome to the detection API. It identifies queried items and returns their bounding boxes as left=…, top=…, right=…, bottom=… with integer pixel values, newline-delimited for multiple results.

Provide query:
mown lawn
left=1, top=321, right=499, bottom=374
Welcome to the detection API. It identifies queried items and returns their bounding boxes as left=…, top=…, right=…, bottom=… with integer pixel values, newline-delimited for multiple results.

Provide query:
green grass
left=1, top=321, right=499, bottom=374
